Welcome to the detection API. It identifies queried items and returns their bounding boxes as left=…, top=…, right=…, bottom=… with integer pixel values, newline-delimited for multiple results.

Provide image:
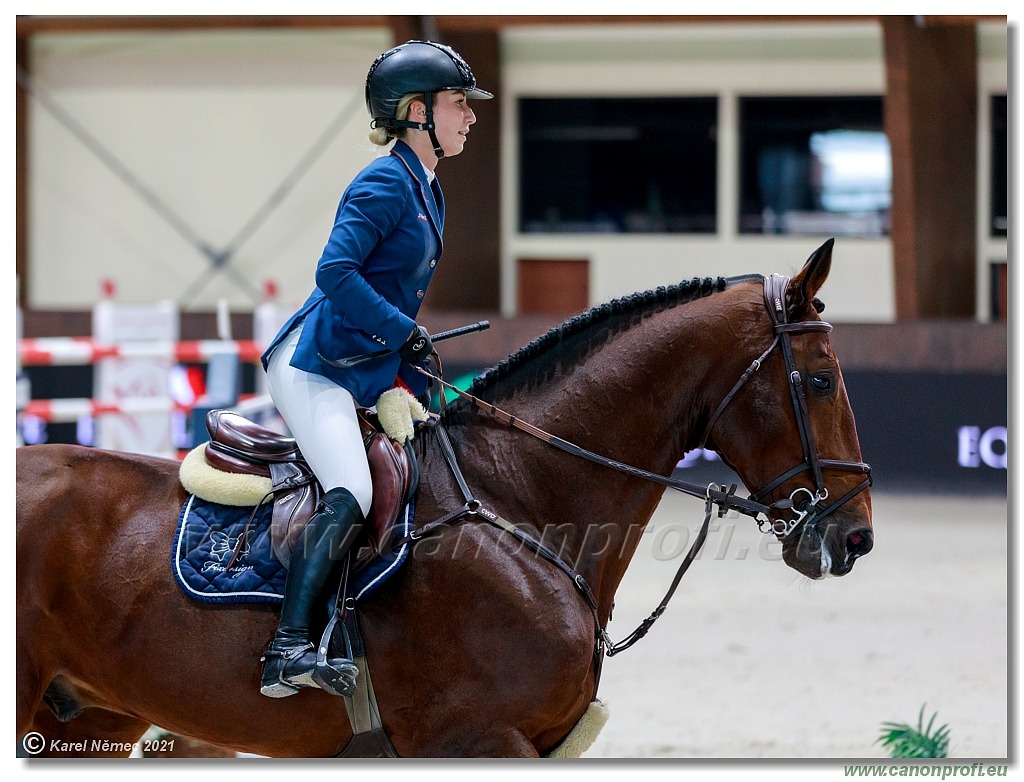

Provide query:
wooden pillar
left=386, top=16, right=428, bottom=44
left=16, top=34, right=29, bottom=308
left=882, top=16, right=978, bottom=318
left=381, top=20, right=502, bottom=311
left=425, top=29, right=501, bottom=311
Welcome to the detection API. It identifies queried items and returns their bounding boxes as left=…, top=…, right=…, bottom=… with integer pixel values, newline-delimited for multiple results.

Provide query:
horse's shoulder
left=410, top=520, right=595, bottom=642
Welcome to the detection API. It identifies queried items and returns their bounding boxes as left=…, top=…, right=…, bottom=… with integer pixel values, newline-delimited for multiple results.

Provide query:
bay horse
left=16, top=239, right=872, bottom=758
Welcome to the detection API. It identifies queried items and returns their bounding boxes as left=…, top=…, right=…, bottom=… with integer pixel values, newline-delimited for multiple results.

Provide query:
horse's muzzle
left=783, top=519, right=873, bottom=579
left=831, top=526, right=873, bottom=576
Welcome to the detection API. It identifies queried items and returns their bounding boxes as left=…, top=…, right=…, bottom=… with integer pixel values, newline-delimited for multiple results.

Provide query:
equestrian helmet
left=365, top=40, right=493, bottom=127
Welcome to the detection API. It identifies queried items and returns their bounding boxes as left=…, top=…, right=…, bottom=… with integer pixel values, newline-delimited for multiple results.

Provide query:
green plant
left=877, top=705, right=951, bottom=758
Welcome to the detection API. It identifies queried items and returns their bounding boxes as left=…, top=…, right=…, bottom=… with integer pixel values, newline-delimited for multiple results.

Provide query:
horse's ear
left=788, top=238, right=833, bottom=317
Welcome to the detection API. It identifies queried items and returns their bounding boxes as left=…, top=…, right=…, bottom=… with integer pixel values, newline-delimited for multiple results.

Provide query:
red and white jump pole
left=18, top=338, right=265, bottom=366
left=18, top=281, right=287, bottom=456
left=23, top=394, right=261, bottom=424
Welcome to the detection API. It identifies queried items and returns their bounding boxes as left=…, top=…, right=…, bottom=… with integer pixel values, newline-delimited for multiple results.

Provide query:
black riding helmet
left=365, top=40, right=493, bottom=158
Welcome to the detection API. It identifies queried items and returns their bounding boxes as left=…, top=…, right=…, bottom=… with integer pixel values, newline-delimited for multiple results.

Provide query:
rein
left=413, top=372, right=775, bottom=520
left=402, top=274, right=871, bottom=668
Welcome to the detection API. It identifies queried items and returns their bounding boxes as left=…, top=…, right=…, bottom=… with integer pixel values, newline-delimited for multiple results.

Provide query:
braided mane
left=443, top=275, right=737, bottom=417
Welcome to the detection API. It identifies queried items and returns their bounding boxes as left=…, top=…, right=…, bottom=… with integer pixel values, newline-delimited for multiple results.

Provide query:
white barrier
left=19, top=285, right=290, bottom=455
left=253, top=291, right=291, bottom=396
left=91, top=298, right=179, bottom=456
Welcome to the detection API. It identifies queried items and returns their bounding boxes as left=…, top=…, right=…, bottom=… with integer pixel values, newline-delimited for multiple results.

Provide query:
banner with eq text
left=676, top=370, right=1007, bottom=495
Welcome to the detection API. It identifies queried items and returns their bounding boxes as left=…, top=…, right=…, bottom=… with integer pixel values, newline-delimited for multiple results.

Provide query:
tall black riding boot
left=260, top=487, right=365, bottom=698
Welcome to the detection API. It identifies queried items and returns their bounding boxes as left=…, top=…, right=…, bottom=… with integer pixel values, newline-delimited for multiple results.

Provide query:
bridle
left=698, top=273, right=872, bottom=542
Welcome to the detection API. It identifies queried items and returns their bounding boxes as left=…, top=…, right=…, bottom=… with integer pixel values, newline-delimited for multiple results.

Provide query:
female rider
left=259, top=40, right=492, bottom=698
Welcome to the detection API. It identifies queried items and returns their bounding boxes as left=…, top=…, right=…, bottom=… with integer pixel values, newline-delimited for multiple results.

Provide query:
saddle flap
left=268, top=462, right=320, bottom=568
left=355, top=430, right=410, bottom=568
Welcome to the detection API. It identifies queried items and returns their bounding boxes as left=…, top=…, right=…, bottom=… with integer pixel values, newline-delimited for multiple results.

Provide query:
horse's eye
left=809, top=373, right=834, bottom=395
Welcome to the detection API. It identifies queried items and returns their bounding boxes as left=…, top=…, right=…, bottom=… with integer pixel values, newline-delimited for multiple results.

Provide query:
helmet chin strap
left=379, top=92, right=445, bottom=159
left=421, top=92, right=445, bottom=159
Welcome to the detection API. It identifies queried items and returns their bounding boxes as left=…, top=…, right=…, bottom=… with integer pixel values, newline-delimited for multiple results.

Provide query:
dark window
left=739, top=96, right=889, bottom=236
left=518, top=97, right=717, bottom=234
left=990, top=261, right=1007, bottom=322
left=990, top=94, right=1007, bottom=237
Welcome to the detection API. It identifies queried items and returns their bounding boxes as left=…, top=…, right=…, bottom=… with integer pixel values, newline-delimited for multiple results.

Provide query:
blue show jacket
left=261, top=141, right=444, bottom=407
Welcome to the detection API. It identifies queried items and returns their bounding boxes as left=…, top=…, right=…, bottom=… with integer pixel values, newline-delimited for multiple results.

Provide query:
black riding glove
left=399, top=325, right=433, bottom=364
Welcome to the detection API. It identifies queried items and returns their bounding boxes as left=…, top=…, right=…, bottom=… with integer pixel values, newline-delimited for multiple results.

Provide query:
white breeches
left=265, top=324, right=373, bottom=517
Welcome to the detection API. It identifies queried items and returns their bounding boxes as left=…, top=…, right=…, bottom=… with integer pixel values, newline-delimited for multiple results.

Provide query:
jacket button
left=429, top=259, right=437, bottom=268
left=416, top=290, right=425, bottom=299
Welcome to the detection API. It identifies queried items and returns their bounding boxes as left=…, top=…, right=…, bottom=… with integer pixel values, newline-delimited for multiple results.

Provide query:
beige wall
left=500, top=21, right=1007, bottom=322
left=28, top=28, right=391, bottom=311
left=25, top=22, right=1007, bottom=321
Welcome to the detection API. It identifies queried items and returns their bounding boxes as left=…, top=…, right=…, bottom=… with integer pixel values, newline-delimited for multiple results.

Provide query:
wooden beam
left=914, top=15, right=1005, bottom=26
left=15, top=15, right=386, bottom=36
left=433, top=14, right=883, bottom=31
left=883, top=16, right=978, bottom=318
left=17, top=14, right=1002, bottom=38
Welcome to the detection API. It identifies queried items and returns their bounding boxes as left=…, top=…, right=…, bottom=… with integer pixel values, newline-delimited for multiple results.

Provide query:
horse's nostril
left=847, top=528, right=873, bottom=558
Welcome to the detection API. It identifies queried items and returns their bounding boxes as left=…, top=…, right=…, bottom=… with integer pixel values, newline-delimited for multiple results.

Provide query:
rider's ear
left=788, top=238, right=833, bottom=318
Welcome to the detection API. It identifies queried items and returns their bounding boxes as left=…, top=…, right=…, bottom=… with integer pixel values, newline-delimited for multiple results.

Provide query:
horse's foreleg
left=485, top=732, right=541, bottom=758
left=21, top=705, right=150, bottom=758
left=468, top=730, right=541, bottom=758
left=15, top=660, right=43, bottom=738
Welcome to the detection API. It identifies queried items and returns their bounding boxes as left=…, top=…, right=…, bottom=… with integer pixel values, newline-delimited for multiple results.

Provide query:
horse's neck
left=449, top=294, right=730, bottom=623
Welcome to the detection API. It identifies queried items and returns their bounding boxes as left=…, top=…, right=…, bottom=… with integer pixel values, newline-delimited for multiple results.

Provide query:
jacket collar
left=390, top=140, right=444, bottom=242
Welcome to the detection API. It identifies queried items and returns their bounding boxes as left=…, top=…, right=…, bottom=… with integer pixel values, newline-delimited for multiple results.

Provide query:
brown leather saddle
left=202, top=409, right=415, bottom=570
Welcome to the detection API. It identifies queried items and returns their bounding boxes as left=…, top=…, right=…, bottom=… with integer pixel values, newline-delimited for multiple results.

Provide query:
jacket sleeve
left=314, top=161, right=416, bottom=350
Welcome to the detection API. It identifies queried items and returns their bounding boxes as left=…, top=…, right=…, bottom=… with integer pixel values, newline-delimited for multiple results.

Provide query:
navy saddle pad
left=172, top=494, right=414, bottom=605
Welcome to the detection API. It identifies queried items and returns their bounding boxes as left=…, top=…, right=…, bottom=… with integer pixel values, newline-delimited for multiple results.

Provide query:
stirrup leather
left=260, top=640, right=315, bottom=664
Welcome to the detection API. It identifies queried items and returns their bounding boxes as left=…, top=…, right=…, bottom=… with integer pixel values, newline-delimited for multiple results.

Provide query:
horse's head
left=703, top=239, right=873, bottom=580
